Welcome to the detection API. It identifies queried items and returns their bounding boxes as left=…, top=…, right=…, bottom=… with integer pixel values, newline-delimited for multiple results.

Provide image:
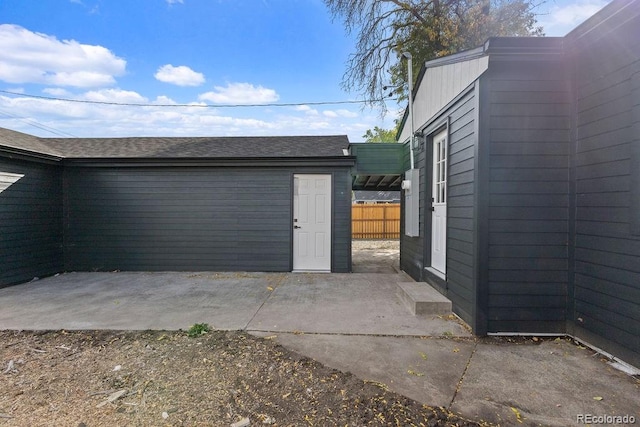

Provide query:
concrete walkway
left=1, top=270, right=638, bottom=425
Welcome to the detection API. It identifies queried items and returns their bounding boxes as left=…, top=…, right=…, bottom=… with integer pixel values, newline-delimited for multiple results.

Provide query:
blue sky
left=0, top=0, right=609, bottom=141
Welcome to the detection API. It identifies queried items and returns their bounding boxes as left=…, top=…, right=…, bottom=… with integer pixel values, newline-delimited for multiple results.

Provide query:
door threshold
left=425, top=266, right=446, bottom=280
left=292, top=270, right=331, bottom=273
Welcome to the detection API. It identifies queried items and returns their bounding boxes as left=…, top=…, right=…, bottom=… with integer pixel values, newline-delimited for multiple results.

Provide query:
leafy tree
left=362, top=125, right=398, bottom=142
left=325, top=0, right=544, bottom=109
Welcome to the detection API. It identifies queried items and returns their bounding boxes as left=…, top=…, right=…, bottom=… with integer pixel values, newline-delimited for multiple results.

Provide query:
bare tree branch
left=324, top=0, right=545, bottom=112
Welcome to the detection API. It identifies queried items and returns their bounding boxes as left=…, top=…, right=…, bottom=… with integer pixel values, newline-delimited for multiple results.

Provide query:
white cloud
left=43, top=87, right=71, bottom=97
left=154, top=64, right=205, bottom=87
left=0, top=90, right=394, bottom=142
left=295, top=105, right=319, bottom=115
left=199, top=82, right=279, bottom=104
left=0, top=24, right=125, bottom=88
left=540, top=1, right=608, bottom=36
left=82, top=88, right=148, bottom=104
left=166, top=0, right=184, bottom=4
left=153, top=95, right=177, bottom=105
left=323, top=109, right=358, bottom=118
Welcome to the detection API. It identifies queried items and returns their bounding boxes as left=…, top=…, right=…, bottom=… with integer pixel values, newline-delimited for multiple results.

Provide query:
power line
left=0, top=108, right=77, bottom=137
left=0, top=89, right=396, bottom=109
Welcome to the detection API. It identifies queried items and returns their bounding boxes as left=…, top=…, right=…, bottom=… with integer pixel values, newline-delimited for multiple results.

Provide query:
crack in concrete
left=448, top=338, right=478, bottom=411
left=243, top=273, right=287, bottom=330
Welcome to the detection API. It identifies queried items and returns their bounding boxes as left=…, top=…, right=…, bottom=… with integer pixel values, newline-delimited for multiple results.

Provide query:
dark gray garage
left=0, top=129, right=354, bottom=285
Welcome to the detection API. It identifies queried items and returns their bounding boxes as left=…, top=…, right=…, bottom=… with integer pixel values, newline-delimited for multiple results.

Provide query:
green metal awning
left=349, top=143, right=406, bottom=191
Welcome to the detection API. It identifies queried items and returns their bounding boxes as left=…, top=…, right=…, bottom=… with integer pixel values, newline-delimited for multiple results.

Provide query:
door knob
left=294, top=225, right=301, bottom=229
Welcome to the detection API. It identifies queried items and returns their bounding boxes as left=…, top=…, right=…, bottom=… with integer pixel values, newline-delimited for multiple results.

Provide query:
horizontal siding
left=0, top=157, right=63, bottom=286
left=64, top=167, right=351, bottom=273
left=331, top=168, right=352, bottom=272
left=485, top=61, right=571, bottom=333
left=401, top=87, right=477, bottom=327
left=572, top=10, right=640, bottom=364
left=400, top=141, right=425, bottom=280
left=443, top=90, right=476, bottom=324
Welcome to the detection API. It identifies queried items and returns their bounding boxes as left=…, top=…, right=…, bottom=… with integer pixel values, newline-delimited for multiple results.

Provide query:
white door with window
left=293, top=174, right=332, bottom=272
left=431, top=129, right=447, bottom=275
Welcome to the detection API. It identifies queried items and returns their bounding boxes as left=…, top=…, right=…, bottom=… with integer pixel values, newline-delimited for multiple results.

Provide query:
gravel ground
left=352, top=240, right=400, bottom=251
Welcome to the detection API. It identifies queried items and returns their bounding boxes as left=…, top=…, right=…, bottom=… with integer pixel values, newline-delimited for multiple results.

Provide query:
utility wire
left=0, top=108, right=77, bottom=137
left=0, top=89, right=396, bottom=108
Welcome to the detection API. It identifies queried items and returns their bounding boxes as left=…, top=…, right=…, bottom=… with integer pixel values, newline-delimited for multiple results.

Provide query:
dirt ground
left=351, top=240, right=400, bottom=274
left=0, top=330, right=486, bottom=427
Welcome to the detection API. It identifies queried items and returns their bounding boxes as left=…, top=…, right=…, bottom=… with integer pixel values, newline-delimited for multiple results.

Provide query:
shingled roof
left=0, top=127, right=64, bottom=158
left=0, top=128, right=350, bottom=159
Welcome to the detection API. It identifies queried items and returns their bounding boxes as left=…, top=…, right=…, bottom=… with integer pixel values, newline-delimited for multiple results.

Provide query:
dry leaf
left=96, top=389, right=127, bottom=408
left=593, top=396, right=603, bottom=401
left=407, top=369, right=424, bottom=377
left=511, top=406, right=523, bottom=423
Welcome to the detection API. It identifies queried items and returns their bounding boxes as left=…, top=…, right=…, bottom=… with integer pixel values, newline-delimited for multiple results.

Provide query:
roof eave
left=0, top=145, right=63, bottom=164
left=61, top=156, right=357, bottom=168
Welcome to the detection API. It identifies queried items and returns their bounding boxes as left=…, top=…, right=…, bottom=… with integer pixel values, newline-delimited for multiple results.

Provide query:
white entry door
left=293, top=174, right=332, bottom=272
left=431, top=129, right=447, bottom=275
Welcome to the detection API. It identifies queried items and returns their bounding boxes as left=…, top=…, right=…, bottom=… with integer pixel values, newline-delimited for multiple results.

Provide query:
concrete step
left=397, top=281, right=452, bottom=316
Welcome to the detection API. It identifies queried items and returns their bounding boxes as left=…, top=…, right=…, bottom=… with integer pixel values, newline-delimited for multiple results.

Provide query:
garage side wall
left=484, top=59, right=572, bottom=333
left=63, top=166, right=351, bottom=273
left=0, top=157, right=63, bottom=287
left=569, top=4, right=640, bottom=366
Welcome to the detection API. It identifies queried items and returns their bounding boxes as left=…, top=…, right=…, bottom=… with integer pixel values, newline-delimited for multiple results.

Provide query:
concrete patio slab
left=0, top=272, right=280, bottom=330
left=252, top=333, right=640, bottom=426
left=251, top=332, right=475, bottom=408
left=0, top=265, right=638, bottom=426
left=246, top=272, right=469, bottom=336
left=0, top=270, right=465, bottom=337
left=451, top=339, right=640, bottom=426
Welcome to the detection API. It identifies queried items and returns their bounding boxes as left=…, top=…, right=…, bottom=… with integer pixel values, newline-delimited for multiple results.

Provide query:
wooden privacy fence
left=352, top=204, right=400, bottom=239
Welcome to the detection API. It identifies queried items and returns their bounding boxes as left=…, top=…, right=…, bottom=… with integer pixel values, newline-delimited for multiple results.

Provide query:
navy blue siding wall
left=0, top=157, right=63, bottom=286
left=64, top=166, right=351, bottom=273
left=441, top=89, right=477, bottom=325
left=400, top=88, right=477, bottom=327
left=570, top=8, right=640, bottom=365
left=484, top=61, right=572, bottom=333
left=331, top=167, right=353, bottom=271
left=400, top=146, right=425, bottom=280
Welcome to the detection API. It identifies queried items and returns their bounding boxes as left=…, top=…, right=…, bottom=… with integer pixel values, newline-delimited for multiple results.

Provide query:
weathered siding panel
left=0, top=157, right=63, bottom=286
left=64, top=166, right=351, bottom=273
left=571, top=7, right=640, bottom=364
left=485, top=61, right=572, bottom=332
